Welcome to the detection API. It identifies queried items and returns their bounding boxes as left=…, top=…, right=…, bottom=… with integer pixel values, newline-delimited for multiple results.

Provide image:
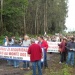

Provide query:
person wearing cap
left=28, top=38, right=42, bottom=75
left=59, top=38, right=67, bottom=63
left=66, top=37, right=75, bottom=66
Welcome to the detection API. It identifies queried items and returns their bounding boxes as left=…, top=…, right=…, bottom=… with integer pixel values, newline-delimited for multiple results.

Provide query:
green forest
left=0, top=0, right=68, bottom=35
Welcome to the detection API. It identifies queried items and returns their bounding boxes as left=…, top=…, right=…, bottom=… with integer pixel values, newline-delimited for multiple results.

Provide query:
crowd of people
left=59, top=37, right=75, bottom=66
left=2, top=34, right=75, bottom=75
left=3, top=35, right=49, bottom=75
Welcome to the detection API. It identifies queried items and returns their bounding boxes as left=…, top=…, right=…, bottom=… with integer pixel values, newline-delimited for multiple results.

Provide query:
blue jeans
left=32, top=60, right=42, bottom=75
left=44, top=50, right=48, bottom=67
left=7, top=60, right=19, bottom=67
left=41, top=49, right=48, bottom=68
left=23, top=61, right=29, bottom=68
left=7, top=60, right=14, bottom=66
left=13, top=60, right=19, bottom=68
left=67, top=52, right=75, bottom=66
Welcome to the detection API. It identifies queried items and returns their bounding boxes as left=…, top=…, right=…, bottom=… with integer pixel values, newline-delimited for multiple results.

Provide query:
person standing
left=21, top=35, right=31, bottom=70
left=11, top=36, right=15, bottom=45
left=28, top=39, right=42, bottom=75
left=7, top=38, right=14, bottom=66
left=12, top=41, right=20, bottom=68
left=38, top=36, right=48, bottom=68
left=66, top=37, right=75, bottom=66
left=59, top=38, right=67, bottom=63
left=4, top=36, right=9, bottom=46
left=7, top=38, right=20, bottom=68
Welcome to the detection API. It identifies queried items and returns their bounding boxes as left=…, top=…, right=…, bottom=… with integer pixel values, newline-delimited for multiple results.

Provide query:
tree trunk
left=45, top=0, right=48, bottom=32
left=1, top=0, right=3, bottom=34
left=36, top=6, right=39, bottom=35
left=23, top=5, right=26, bottom=35
left=44, top=0, right=48, bottom=33
left=35, top=1, right=39, bottom=34
left=35, top=10, right=37, bottom=34
left=44, top=3, right=46, bottom=33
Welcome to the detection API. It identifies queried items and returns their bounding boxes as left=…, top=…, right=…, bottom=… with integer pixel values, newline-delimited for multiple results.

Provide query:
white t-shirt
left=4, top=42, right=8, bottom=46
left=22, top=40, right=31, bottom=46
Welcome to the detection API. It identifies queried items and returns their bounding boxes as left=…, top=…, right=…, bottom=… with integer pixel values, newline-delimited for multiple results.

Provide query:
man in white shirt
left=21, top=35, right=31, bottom=70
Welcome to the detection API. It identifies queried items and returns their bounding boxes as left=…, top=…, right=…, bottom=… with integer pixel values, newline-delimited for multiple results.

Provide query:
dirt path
left=0, top=53, right=75, bottom=75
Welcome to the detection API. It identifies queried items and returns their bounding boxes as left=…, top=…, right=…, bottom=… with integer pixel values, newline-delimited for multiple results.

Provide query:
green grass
left=24, top=64, right=72, bottom=75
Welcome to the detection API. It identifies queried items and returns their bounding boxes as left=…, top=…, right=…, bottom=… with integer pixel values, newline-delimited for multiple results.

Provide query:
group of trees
left=0, top=0, right=68, bottom=35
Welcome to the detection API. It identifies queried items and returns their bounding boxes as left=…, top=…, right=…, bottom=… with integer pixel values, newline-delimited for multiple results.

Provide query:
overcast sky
left=65, top=0, right=75, bottom=31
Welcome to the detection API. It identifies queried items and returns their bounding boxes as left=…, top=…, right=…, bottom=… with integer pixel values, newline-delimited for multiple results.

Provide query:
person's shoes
left=20, top=68, right=26, bottom=70
left=59, top=62, right=62, bottom=64
left=43, top=66, right=48, bottom=69
left=27, top=67, right=30, bottom=70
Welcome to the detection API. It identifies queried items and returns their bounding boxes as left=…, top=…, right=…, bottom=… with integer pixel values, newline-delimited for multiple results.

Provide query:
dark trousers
left=44, top=50, right=48, bottom=67
left=23, top=61, right=30, bottom=68
left=60, top=52, right=66, bottom=63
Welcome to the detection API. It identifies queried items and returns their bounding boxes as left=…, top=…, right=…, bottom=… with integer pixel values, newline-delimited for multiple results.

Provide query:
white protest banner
left=35, top=40, right=60, bottom=53
left=47, top=42, right=60, bottom=53
left=0, top=46, right=44, bottom=62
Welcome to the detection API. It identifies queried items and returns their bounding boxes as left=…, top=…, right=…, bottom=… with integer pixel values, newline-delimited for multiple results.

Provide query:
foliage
left=0, top=35, right=5, bottom=45
left=0, top=0, right=68, bottom=35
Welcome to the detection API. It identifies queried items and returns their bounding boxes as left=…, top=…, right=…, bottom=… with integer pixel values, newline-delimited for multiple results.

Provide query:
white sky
left=65, top=0, right=75, bottom=31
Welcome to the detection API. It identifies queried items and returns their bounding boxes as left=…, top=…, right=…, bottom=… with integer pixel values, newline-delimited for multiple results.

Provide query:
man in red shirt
left=38, top=36, right=48, bottom=68
left=28, top=38, right=42, bottom=75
